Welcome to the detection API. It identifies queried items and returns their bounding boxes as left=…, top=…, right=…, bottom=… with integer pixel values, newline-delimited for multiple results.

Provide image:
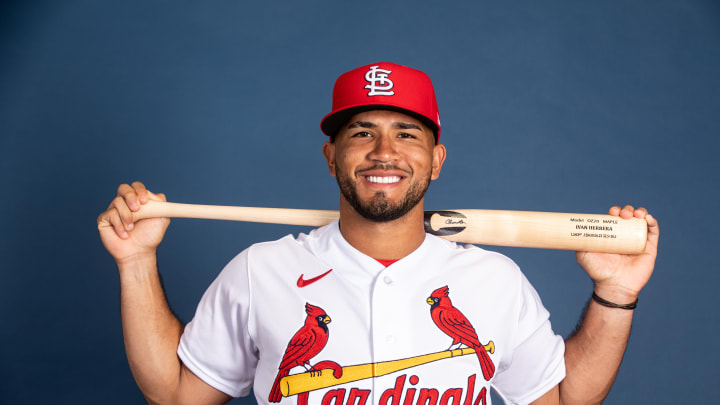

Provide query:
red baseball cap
left=320, top=62, right=441, bottom=141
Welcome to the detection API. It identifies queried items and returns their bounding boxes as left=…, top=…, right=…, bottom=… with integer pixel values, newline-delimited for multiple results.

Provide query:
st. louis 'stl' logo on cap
left=364, top=65, right=395, bottom=96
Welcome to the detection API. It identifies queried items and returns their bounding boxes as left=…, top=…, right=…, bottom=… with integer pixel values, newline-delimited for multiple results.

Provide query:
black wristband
left=592, top=292, right=638, bottom=310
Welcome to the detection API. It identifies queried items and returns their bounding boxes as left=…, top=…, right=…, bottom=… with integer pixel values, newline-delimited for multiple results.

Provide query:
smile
left=365, top=176, right=402, bottom=184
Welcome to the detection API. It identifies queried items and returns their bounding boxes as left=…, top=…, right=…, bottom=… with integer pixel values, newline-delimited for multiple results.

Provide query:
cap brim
left=321, top=105, right=439, bottom=141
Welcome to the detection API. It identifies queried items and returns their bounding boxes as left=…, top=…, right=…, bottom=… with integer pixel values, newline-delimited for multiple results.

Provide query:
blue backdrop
left=1, top=1, right=718, bottom=403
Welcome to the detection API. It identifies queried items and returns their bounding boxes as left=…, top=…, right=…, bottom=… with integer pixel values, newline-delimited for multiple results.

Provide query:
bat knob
left=424, top=210, right=468, bottom=236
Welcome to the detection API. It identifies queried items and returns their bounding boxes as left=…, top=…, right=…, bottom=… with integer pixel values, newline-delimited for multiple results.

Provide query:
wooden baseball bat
left=131, top=200, right=647, bottom=254
left=280, top=346, right=492, bottom=397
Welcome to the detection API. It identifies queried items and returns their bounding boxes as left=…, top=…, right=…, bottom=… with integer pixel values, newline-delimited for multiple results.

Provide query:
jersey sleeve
left=177, top=250, right=258, bottom=398
left=492, top=272, right=566, bottom=404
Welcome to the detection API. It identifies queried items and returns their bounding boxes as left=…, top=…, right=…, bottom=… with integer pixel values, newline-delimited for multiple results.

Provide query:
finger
left=118, top=184, right=140, bottom=211
left=100, top=208, right=129, bottom=239
left=111, top=196, right=135, bottom=230
left=620, top=205, right=634, bottom=219
left=97, top=210, right=111, bottom=229
left=131, top=181, right=150, bottom=204
left=608, top=206, right=621, bottom=216
left=645, top=212, right=658, bottom=229
left=110, top=209, right=130, bottom=238
left=646, top=213, right=659, bottom=238
left=634, top=207, right=648, bottom=218
left=643, top=213, right=659, bottom=254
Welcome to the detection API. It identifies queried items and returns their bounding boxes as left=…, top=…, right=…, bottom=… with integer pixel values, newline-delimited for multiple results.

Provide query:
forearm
left=118, top=255, right=184, bottom=404
left=560, top=288, right=636, bottom=405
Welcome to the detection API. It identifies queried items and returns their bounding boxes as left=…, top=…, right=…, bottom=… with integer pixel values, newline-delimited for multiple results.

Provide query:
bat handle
left=132, top=200, right=340, bottom=227
left=131, top=200, right=173, bottom=221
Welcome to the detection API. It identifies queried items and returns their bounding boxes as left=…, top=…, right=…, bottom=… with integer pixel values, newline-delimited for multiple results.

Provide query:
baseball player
left=98, top=62, right=659, bottom=405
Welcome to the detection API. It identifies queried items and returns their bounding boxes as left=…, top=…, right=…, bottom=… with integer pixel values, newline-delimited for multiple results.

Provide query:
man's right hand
left=97, top=181, right=170, bottom=266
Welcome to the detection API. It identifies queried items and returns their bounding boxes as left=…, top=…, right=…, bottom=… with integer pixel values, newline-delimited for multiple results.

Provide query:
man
left=98, top=62, right=659, bottom=405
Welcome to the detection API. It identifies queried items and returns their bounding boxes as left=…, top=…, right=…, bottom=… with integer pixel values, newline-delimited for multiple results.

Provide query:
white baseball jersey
left=178, top=221, right=565, bottom=405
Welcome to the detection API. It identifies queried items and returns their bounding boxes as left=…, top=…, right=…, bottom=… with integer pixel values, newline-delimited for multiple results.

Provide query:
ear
left=322, top=141, right=336, bottom=177
left=430, top=143, right=447, bottom=180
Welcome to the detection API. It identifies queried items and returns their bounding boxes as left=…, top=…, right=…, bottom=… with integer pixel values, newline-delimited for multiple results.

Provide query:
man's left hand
left=576, top=205, right=660, bottom=304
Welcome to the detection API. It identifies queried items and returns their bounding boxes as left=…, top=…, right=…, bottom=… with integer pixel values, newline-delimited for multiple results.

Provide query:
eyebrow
left=394, top=122, right=422, bottom=130
left=347, top=121, right=376, bottom=129
left=346, top=121, right=422, bottom=131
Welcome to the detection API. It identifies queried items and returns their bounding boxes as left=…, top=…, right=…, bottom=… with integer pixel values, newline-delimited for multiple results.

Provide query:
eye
left=351, top=131, right=372, bottom=138
left=397, top=132, right=417, bottom=139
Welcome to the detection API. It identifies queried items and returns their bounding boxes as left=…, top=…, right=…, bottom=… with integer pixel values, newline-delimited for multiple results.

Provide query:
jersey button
left=383, top=275, right=393, bottom=284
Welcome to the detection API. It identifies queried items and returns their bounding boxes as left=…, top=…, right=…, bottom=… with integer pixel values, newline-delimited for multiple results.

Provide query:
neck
left=337, top=196, right=427, bottom=260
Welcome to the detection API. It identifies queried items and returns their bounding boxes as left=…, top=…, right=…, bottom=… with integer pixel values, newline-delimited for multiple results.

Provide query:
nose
left=367, top=134, right=399, bottom=162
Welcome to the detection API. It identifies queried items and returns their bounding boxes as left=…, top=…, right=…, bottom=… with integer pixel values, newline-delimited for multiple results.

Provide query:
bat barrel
left=426, top=210, right=647, bottom=254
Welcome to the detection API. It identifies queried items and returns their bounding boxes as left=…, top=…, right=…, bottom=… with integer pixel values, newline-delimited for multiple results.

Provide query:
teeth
left=367, top=176, right=401, bottom=184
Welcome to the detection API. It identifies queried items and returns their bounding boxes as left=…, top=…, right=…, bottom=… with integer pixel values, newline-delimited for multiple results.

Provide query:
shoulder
left=426, top=234, right=524, bottom=280
left=246, top=223, right=331, bottom=261
left=211, top=231, right=311, bottom=291
left=234, top=225, right=334, bottom=288
left=247, top=233, right=302, bottom=257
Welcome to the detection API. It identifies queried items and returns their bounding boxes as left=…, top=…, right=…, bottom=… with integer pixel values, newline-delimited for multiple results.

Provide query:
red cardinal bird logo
left=427, top=286, right=495, bottom=381
left=269, top=303, right=332, bottom=403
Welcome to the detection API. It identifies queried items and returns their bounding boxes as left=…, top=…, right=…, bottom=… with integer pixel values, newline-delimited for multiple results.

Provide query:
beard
left=336, top=165, right=431, bottom=222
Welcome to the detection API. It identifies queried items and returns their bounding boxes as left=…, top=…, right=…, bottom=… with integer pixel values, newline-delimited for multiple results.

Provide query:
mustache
left=355, top=164, right=412, bottom=175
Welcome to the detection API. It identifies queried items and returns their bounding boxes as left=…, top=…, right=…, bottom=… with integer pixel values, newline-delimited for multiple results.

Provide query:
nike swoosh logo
left=297, top=269, right=333, bottom=288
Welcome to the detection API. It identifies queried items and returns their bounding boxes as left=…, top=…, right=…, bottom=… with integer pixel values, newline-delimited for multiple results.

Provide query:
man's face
left=322, top=110, right=446, bottom=222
